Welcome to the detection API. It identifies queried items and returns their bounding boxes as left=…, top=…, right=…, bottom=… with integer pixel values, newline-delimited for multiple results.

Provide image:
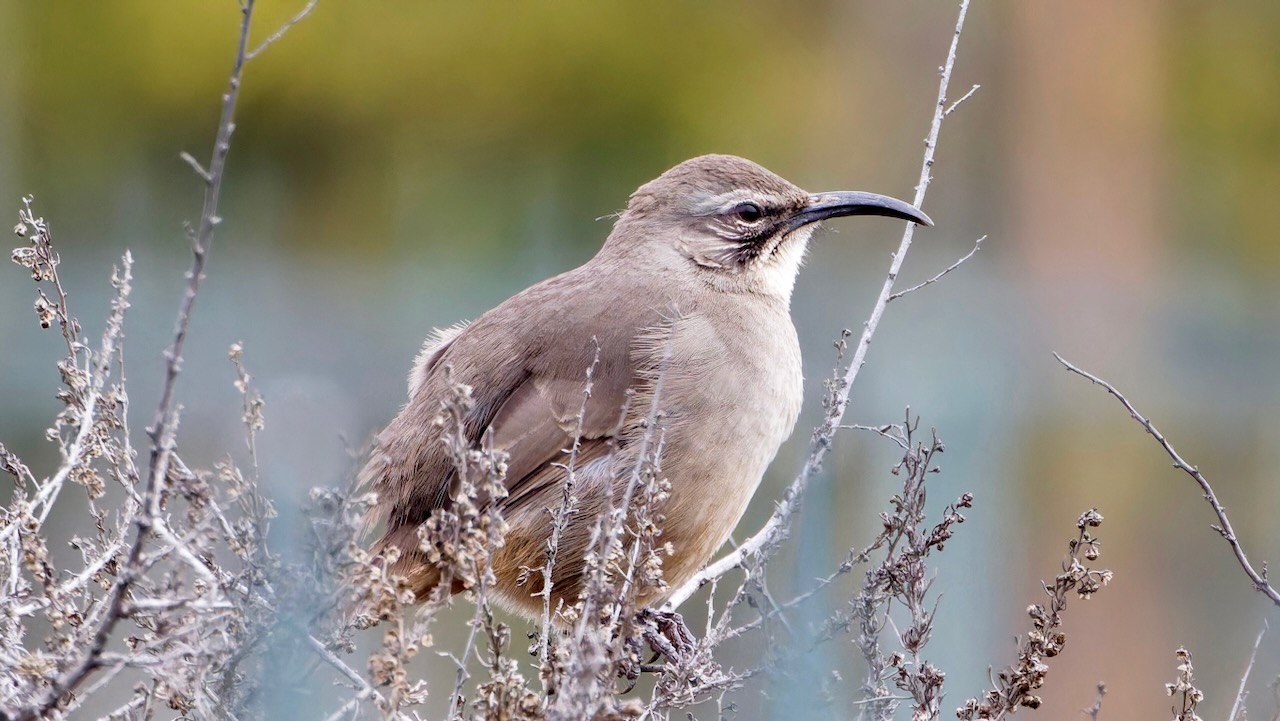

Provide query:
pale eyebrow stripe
left=690, top=189, right=773, bottom=216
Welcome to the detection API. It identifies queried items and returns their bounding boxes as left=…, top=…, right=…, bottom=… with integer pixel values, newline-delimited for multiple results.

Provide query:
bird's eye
left=731, top=202, right=764, bottom=223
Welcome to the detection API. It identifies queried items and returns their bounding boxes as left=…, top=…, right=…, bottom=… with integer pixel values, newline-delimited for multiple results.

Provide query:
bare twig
left=945, top=84, right=981, bottom=116
left=888, top=235, right=984, bottom=302
left=178, top=151, right=212, bottom=183
left=246, top=0, right=320, bottom=60
left=1054, top=352, right=1280, bottom=608
left=1086, top=682, right=1107, bottom=721
left=665, top=0, right=974, bottom=612
left=305, top=632, right=386, bottom=708
left=536, top=339, right=601, bottom=666
left=718, top=537, right=882, bottom=643
left=146, top=0, right=258, bottom=508
left=1229, top=621, right=1268, bottom=721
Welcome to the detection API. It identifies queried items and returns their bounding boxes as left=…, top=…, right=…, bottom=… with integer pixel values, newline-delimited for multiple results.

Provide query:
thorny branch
left=1053, top=353, right=1280, bottom=608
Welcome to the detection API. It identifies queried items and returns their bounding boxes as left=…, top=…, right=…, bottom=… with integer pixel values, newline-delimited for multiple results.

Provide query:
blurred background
left=2, top=0, right=1278, bottom=718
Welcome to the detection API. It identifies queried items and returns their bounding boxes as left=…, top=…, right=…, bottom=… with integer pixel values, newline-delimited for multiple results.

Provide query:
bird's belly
left=653, top=364, right=802, bottom=593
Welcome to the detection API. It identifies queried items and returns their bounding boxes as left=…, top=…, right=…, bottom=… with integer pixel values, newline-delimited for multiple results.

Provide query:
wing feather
left=361, top=266, right=657, bottom=596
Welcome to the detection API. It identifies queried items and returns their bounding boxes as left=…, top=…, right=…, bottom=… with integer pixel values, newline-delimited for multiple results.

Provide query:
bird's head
left=605, top=154, right=931, bottom=299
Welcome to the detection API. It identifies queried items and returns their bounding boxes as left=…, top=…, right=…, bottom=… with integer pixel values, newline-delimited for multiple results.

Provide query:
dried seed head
left=33, top=296, right=55, bottom=329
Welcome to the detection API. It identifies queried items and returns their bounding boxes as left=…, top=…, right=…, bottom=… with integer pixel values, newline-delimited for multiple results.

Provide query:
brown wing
left=360, top=265, right=656, bottom=591
left=483, top=377, right=620, bottom=513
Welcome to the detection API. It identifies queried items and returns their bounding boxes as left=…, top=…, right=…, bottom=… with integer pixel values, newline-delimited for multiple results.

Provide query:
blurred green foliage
left=1172, top=0, right=1280, bottom=275
left=14, top=1, right=877, bottom=259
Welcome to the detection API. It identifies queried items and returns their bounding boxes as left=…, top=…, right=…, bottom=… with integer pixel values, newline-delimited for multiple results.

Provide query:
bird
left=360, top=154, right=930, bottom=621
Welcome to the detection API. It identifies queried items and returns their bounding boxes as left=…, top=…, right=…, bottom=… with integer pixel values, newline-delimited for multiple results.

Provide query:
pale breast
left=648, top=304, right=804, bottom=591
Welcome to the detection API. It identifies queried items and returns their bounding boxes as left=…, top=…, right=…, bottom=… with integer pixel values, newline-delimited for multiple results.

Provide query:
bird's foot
left=636, top=608, right=697, bottom=666
left=615, top=609, right=701, bottom=686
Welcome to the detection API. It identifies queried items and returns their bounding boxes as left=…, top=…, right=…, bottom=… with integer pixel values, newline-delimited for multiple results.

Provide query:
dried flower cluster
left=537, top=366, right=695, bottom=719
left=2, top=200, right=291, bottom=719
left=838, top=415, right=974, bottom=721
left=1167, top=648, right=1204, bottom=721
left=956, top=509, right=1113, bottom=720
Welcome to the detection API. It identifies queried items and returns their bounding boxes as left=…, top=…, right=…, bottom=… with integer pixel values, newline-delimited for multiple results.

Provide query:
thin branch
left=306, top=632, right=385, bottom=703
left=1054, top=353, right=1280, bottom=608
left=720, top=533, right=888, bottom=643
left=945, top=84, right=981, bottom=116
left=179, top=151, right=212, bottom=183
left=888, top=235, right=984, bottom=302
left=1086, top=682, right=1107, bottom=721
left=146, top=0, right=256, bottom=491
left=537, top=338, right=600, bottom=665
left=846, top=423, right=911, bottom=450
left=665, top=0, right=973, bottom=612
left=447, top=596, right=485, bottom=718
left=1229, top=621, right=1268, bottom=721
left=246, top=0, right=320, bottom=60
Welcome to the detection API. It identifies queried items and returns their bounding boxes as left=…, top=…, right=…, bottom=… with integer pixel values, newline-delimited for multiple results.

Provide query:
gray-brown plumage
left=361, top=154, right=930, bottom=618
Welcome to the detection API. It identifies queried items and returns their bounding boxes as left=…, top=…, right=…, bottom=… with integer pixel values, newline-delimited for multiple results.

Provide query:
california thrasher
left=361, top=154, right=930, bottom=618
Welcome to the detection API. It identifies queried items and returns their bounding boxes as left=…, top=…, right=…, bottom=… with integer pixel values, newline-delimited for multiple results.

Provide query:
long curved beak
left=785, top=191, right=932, bottom=234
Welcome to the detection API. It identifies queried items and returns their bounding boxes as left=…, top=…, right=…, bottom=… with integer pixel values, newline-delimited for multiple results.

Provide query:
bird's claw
left=638, top=609, right=697, bottom=665
left=615, top=609, right=699, bottom=685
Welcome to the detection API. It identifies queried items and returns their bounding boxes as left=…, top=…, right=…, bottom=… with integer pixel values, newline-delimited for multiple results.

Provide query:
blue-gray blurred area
left=2, top=1, right=1279, bottom=718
